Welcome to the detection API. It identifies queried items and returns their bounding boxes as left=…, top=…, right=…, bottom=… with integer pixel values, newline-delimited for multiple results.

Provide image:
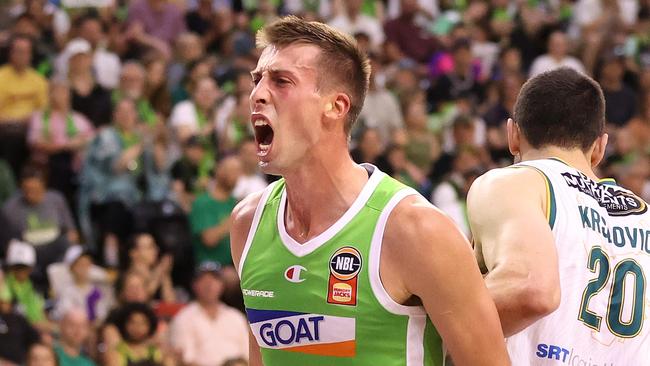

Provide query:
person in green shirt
left=3, top=239, right=47, bottom=328
left=189, top=155, right=242, bottom=290
left=55, top=308, right=96, bottom=366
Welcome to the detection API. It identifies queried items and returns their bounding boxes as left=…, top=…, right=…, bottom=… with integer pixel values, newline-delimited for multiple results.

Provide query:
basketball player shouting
left=230, top=16, right=510, bottom=366
left=468, top=68, right=650, bottom=365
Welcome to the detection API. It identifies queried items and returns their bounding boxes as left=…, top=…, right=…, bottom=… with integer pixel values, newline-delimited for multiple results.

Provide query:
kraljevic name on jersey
left=238, top=165, right=445, bottom=366
left=508, top=159, right=650, bottom=366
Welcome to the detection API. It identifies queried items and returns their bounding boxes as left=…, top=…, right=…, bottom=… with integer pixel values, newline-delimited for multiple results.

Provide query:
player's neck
left=282, top=152, right=369, bottom=244
left=521, top=147, right=599, bottom=181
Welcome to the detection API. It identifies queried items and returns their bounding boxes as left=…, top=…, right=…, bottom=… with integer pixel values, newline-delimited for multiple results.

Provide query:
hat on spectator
left=194, top=261, right=223, bottom=279
left=5, top=239, right=36, bottom=267
left=64, top=245, right=91, bottom=266
left=64, top=38, right=92, bottom=58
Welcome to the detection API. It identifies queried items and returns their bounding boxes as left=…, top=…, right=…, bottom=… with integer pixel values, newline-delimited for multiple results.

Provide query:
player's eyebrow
left=251, top=67, right=300, bottom=81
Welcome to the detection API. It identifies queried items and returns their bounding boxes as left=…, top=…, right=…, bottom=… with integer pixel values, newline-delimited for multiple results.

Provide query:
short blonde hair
left=256, top=16, right=371, bottom=133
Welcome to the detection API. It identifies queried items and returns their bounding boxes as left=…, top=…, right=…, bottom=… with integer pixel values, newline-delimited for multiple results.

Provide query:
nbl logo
left=329, top=247, right=362, bottom=280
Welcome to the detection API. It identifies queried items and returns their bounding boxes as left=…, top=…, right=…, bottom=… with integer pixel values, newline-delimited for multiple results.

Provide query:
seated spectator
left=53, top=247, right=114, bottom=324
left=0, top=276, right=40, bottom=366
left=0, top=35, right=48, bottom=177
left=384, top=0, right=438, bottom=63
left=113, top=61, right=158, bottom=126
left=599, top=54, right=637, bottom=128
left=427, top=39, right=484, bottom=110
left=76, top=14, right=122, bottom=90
left=170, top=262, right=248, bottom=366
left=189, top=156, right=241, bottom=271
left=167, top=32, right=204, bottom=94
left=3, top=240, right=48, bottom=328
left=169, top=76, right=222, bottom=145
left=47, top=245, right=109, bottom=301
left=351, top=128, right=384, bottom=166
left=55, top=308, right=96, bottom=366
left=79, top=98, right=145, bottom=266
left=66, top=38, right=113, bottom=129
left=232, top=139, right=268, bottom=200
left=105, top=302, right=174, bottom=366
left=482, top=72, right=523, bottom=165
left=402, top=91, right=441, bottom=176
left=28, top=78, right=94, bottom=208
left=125, top=233, right=175, bottom=302
left=358, top=56, right=404, bottom=147
left=528, top=31, right=585, bottom=77
left=431, top=146, right=486, bottom=237
left=171, top=136, right=212, bottom=211
left=376, top=143, right=428, bottom=190
left=100, top=272, right=152, bottom=362
left=55, top=19, right=121, bottom=91
left=170, top=57, right=212, bottom=105
left=25, top=343, right=57, bottom=366
left=3, top=166, right=78, bottom=286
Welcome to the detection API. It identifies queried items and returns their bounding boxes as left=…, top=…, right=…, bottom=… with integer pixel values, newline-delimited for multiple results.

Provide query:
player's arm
left=230, top=191, right=265, bottom=366
left=384, top=196, right=510, bottom=366
left=467, top=168, right=560, bottom=337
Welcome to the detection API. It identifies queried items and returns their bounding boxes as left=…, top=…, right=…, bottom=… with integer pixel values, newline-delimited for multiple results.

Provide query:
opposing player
left=230, top=16, right=510, bottom=366
left=468, top=67, right=650, bottom=364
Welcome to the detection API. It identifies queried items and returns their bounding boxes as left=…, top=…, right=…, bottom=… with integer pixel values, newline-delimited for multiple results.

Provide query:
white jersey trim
left=238, top=181, right=280, bottom=277
left=276, top=164, right=385, bottom=258
left=407, top=314, right=427, bottom=366
left=368, top=187, right=426, bottom=316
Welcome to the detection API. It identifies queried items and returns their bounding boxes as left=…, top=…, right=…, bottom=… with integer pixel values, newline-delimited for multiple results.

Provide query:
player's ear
left=507, top=118, right=521, bottom=158
left=323, top=93, right=350, bottom=122
left=590, top=133, right=608, bottom=168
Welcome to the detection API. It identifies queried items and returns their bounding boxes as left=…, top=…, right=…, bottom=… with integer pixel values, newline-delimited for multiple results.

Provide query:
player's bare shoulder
left=468, top=165, right=548, bottom=212
left=230, top=189, right=266, bottom=268
left=382, top=194, right=469, bottom=260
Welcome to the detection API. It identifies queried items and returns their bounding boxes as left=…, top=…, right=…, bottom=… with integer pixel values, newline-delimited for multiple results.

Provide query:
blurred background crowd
left=0, top=0, right=648, bottom=365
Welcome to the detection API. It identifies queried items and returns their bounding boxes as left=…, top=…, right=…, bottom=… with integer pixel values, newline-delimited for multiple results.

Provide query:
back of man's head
left=513, top=68, right=605, bottom=151
left=256, top=16, right=371, bottom=133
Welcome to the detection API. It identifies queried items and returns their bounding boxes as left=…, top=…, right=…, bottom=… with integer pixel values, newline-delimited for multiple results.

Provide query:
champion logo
left=284, top=265, right=307, bottom=283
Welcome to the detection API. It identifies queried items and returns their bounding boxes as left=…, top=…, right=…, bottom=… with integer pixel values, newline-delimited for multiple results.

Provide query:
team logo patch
left=327, top=247, right=362, bottom=306
left=284, top=265, right=307, bottom=283
left=562, top=171, right=648, bottom=216
left=246, top=308, right=356, bottom=357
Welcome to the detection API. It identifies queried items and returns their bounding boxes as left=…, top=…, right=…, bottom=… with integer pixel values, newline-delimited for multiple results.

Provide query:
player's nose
left=250, top=77, right=270, bottom=108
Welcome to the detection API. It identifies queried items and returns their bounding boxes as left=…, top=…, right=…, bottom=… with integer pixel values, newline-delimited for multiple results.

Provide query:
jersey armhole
left=511, top=165, right=557, bottom=230
left=368, top=187, right=426, bottom=316
left=237, top=181, right=279, bottom=277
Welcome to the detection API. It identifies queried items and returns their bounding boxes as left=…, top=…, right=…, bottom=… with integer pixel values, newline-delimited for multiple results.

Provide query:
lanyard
left=42, top=110, right=78, bottom=139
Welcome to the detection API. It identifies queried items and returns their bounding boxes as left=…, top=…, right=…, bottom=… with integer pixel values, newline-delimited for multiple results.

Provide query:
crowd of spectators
left=0, top=0, right=649, bottom=365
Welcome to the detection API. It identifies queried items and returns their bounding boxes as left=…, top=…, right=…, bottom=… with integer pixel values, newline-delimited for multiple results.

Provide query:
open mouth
left=253, top=118, right=274, bottom=156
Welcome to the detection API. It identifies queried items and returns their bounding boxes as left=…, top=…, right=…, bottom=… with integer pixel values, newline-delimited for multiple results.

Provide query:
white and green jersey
left=509, top=158, right=650, bottom=365
left=238, top=165, right=445, bottom=366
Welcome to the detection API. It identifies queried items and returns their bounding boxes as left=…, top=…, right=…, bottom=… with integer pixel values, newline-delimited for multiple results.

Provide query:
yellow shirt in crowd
left=0, top=65, right=47, bottom=123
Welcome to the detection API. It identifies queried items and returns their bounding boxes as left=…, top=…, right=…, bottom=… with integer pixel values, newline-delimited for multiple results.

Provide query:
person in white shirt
left=170, top=262, right=248, bottom=366
left=169, top=77, right=221, bottom=144
left=529, top=31, right=585, bottom=77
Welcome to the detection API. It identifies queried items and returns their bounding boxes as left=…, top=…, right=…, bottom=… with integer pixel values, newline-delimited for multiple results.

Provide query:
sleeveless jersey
left=508, top=158, right=650, bottom=365
left=238, top=165, right=445, bottom=366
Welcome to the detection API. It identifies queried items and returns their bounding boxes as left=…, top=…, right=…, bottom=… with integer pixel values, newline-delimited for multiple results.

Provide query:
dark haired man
left=231, top=16, right=509, bottom=366
left=468, top=67, right=650, bottom=364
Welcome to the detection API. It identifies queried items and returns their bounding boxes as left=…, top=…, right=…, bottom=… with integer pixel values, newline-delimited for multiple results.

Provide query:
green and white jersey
left=239, top=165, right=445, bottom=366
left=510, top=158, right=650, bottom=365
